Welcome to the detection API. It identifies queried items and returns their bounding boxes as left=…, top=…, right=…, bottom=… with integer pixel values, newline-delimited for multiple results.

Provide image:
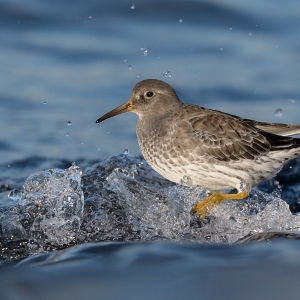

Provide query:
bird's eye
left=145, top=91, right=154, bottom=98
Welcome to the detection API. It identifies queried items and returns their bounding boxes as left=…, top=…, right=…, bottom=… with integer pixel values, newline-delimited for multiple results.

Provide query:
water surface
left=1, top=1, right=300, bottom=299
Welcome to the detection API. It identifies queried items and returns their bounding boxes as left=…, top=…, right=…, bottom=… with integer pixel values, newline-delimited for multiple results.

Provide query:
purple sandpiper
left=96, top=79, right=300, bottom=218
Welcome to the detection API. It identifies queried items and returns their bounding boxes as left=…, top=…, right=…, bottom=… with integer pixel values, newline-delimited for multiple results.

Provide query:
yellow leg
left=190, top=191, right=249, bottom=219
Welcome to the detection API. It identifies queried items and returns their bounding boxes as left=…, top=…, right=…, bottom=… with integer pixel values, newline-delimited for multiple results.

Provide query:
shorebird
left=96, top=79, right=300, bottom=218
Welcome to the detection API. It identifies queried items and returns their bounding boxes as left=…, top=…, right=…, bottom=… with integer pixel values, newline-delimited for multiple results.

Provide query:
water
left=163, top=70, right=172, bottom=78
left=0, top=154, right=300, bottom=300
left=1, top=240, right=300, bottom=300
left=2, top=153, right=300, bottom=256
left=1, top=0, right=300, bottom=166
left=1, top=0, right=300, bottom=298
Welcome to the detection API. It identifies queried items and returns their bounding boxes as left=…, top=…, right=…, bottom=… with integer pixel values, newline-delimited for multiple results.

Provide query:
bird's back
left=136, top=103, right=300, bottom=191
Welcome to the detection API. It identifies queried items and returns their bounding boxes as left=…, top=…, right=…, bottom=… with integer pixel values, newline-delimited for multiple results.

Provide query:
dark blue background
left=1, top=1, right=300, bottom=298
left=1, top=0, right=299, bottom=169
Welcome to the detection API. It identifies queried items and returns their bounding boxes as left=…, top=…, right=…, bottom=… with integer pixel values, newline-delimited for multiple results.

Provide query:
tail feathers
left=254, top=123, right=300, bottom=137
left=217, top=110, right=300, bottom=136
left=261, top=132, right=300, bottom=151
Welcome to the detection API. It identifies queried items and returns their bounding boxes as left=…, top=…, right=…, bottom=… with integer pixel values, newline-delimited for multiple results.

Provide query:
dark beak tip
left=95, top=117, right=103, bottom=123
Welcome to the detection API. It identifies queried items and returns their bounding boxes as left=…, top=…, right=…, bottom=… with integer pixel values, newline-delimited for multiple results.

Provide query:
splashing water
left=1, top=153, right=300, bottom=261
left=5, top=164, right=84, bottom=247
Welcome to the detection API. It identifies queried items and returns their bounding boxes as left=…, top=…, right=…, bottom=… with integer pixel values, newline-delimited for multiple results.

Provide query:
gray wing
left=178, top=104, right=300, bottom=162
left=183, top=112, right=271, bottom=162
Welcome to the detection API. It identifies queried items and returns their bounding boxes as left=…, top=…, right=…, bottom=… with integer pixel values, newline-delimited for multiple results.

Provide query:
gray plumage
left=96, top=79, right=300, bottom=197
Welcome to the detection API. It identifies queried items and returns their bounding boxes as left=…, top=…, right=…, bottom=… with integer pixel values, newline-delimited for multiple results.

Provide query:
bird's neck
left=136, top=109, right=179, bottom=139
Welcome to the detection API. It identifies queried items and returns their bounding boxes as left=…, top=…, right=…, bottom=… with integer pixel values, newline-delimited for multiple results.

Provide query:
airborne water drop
left=274, top=108, right=283, bottom=118
left=163, top=70, right=172, bottom=78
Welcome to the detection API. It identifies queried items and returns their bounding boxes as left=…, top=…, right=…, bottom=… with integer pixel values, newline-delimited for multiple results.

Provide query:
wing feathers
left=180, top=104, right=300, bottom=162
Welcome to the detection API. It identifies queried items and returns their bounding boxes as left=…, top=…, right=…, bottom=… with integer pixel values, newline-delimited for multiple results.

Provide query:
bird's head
left=96, top=79, right=182, bottom=123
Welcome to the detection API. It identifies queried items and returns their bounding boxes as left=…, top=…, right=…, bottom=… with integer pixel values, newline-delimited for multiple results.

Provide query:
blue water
left=1, top=0, right=300, bottom=299
left=1, top=0, right=300, bottom=167
left=1, top=240, right=300, bottom=300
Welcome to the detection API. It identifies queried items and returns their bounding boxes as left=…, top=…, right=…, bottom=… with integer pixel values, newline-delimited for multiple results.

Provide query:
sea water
left=1, top=0, right=300, bottom=299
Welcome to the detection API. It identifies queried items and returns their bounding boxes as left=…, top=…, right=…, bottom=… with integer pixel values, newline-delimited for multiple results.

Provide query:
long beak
left=96, top=99, right=133, bottom=123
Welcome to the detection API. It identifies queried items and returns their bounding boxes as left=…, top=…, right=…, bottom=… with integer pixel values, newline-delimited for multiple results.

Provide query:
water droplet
left=179, top=19, right=183, bottom=23
left=180, top=175, right=193, bottom=187
left=124, top=58, right=127, bottom=62
left=8, top=189, right=21, bottom=201
left=290, top=98, right=295, bottom=104
left=137, top=74, right=140, bottom=78
left=239, top=181, right=246, bottom=191
left=163, top=70, right=171, bottom=78
left=219, top=47, right=223, bottom=51
left=229, top=27, right=233, bottom=30
left=140, top=46, right=148, bottom=56
left=128, top=65, right=132, bottom=70
left=89, top=16, right=92, bottom=19
left=66, top=133, right=70, bottom=137
left=248, top=32, right=252, bottom=36
left=43, top=102, right=46, bottom=104
left=130, top=4, right=135, bottom=9
left=81, top=142, right=84, bottom=145
left=7, top=165, right=10, bottom=168
left=67, top=121, right=72, bottom=126
left=274, top=108, right=283, bottom=118
left=123, top=149, right=129, bottom=154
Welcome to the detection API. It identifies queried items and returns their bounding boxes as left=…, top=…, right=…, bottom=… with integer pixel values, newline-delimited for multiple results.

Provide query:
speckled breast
left=136, top=117, right=204, bottom=185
